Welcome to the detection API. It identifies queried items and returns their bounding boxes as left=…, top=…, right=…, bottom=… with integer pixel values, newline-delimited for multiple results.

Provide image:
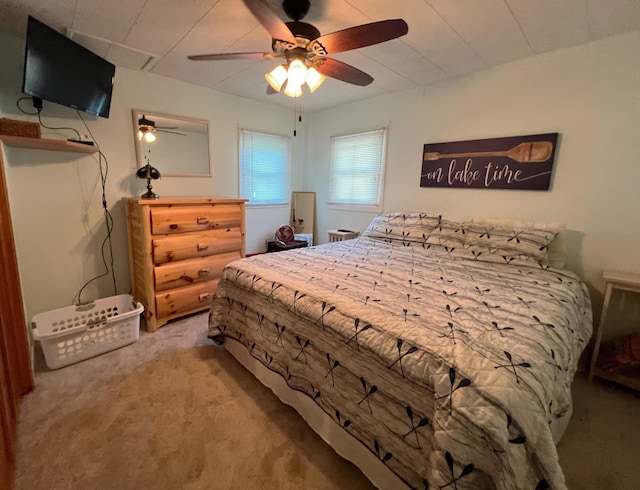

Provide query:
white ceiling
left=2, top=0, right=640, bottom=113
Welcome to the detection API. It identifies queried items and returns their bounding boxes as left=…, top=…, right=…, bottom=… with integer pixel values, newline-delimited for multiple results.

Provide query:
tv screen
left=22, top=16, right=115, bottom=119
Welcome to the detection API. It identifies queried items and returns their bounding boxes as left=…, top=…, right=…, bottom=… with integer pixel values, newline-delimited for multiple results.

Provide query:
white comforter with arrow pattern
left=209, top=219, right=591, bottom=490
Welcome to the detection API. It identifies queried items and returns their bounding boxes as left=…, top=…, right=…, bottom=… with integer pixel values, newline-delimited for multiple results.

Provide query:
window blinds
left=240, top=130, right=290, bottom=205
left=329, top=128, right=386, bottom=206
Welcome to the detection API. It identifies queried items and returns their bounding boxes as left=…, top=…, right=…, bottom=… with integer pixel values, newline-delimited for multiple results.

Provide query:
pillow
left=362, top=212, right=448, bottom=246
left=547, top=231, right=567, bottom=269
left=468, top=217, right=565, bottom=268
left=423, top=242, right=548, bottom=268
left=362, top=213, right=564, bottom=269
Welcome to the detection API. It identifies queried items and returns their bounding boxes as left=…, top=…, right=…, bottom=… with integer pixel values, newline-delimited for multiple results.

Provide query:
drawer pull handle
left=169, top=224, right=178, bottom=230
left=197, top=216, right=209, bottom=225
left=198, top=268, right=210, bottom=276
left=199, top=293, right=210, bottom=301
left=197, top=243, right=209, bottom=251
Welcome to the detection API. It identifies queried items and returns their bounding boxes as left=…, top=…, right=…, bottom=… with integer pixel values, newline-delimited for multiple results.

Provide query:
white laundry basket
left=31, top=294, right=144, bottom=369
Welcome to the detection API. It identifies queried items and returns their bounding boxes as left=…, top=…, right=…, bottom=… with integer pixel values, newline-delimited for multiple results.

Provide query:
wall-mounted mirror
left=132, top=110, right=212, bottom=177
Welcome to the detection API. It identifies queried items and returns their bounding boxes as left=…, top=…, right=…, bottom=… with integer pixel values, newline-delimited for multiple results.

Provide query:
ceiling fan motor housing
left=138, top=115, right=156, bottom=128
left=282, top=0, right=310, bottom=21
left=286, top=21, right=320, bottom=41
left=272, top=21, right=320, bottom=52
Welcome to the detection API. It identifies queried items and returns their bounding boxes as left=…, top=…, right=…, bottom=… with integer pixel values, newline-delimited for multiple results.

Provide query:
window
left=329, top=127, right=387, bottom=211
left=239, top=129, right=291, bottom=205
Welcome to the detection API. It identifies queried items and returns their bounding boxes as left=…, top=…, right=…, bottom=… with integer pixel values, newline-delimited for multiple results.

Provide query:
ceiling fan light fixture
left=306, top=66, right=326, bottom=93
left=283, top=81, right=302, bottom=98
left=265, top=64, right=288, bottom=92
left=138, top=114, right=158, bottom=142
left=287, top=58, right=308, bottom=86
left=138, top=127, right=157, bottom=143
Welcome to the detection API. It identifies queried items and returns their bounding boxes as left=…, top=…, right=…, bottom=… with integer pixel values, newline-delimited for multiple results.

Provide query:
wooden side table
left=588, top=270, right=640, bottom=391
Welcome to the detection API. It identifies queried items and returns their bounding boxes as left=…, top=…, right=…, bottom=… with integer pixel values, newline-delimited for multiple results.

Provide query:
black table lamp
left=136, top=163, right=161, bottom=199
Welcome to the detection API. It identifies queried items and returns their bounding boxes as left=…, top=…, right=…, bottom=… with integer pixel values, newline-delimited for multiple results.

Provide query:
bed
left=208, top=212, right=592, bottom=490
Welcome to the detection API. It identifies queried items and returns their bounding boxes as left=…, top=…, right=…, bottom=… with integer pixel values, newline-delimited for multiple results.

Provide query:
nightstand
left=588, top=270, right=640, bottom=391
left=267, top=240, right=308, bottom=253
left=328, top=229, right=359, bottom=242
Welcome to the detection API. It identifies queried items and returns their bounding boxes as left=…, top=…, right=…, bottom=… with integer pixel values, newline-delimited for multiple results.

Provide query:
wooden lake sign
left=420, top=133, right=558, bottom=190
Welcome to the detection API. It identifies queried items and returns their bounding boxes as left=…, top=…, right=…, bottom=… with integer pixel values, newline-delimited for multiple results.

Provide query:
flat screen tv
left=22, top=16, right=115, bottom=119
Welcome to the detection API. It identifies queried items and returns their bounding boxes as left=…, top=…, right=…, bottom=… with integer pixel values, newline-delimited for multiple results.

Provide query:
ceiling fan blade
left=314, top=58, right=373, bottom=86
left=188, top=52, right=271, bottom=61
left=242, top=0, right=296, bottom=44
left=309, top=19, right=408, bottom=55
left=266, top=85, right=277, bottom=95
left=158, top=129, right=187, bottom=136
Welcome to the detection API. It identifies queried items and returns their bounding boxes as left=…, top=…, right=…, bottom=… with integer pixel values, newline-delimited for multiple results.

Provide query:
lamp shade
left=306, top=66, right=326, bottom=93
left=265, top=65, right=288, bottom=92
left=136, top=163, right=161, bottom=180
left=283, top=81, right=302, bottom=98
left=287, top=59, right=308, bottom=86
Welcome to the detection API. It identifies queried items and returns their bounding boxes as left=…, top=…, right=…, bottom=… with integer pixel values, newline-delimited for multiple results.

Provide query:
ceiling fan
left=137, top=115, right=186, bottom=143
left=187, top=0, right=409, bottom=97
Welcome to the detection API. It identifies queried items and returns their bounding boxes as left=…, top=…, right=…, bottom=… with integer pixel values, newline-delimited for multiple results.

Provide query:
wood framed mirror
left=291, top=191, right=316, bottom=244
left=132, top=110, right=212, bottom=177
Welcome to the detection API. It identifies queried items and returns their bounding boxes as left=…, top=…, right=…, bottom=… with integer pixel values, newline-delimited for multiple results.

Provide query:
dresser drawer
left=154, top=252, right=240, bottom=292
left=153, top=229, right=243, bottom=265
left=150, top=204, right=243, bottom=235
left=155, top=281, right=219, bottom=318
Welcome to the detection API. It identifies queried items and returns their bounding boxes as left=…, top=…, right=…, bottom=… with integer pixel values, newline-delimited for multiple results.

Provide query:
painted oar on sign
left=423, top=141, right=553, bottom=163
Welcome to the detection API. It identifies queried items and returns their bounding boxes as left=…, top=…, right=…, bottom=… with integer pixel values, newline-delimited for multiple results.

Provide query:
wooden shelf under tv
left=0, top=135, right=98, bottom=154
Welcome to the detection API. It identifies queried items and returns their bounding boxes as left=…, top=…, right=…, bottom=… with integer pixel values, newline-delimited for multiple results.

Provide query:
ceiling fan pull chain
left=291, top=96, right=302, bottom=137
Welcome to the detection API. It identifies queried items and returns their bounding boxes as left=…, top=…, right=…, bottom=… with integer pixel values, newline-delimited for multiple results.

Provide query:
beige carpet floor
left=14, top=312, right=640, bottom=490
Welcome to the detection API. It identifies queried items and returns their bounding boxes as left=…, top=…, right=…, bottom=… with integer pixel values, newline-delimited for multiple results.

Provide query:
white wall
left=2, top=26, right=640, bottom=324
left=307, top=29, right=640, bottom=309
left=0, top=31, right=303, bottom=320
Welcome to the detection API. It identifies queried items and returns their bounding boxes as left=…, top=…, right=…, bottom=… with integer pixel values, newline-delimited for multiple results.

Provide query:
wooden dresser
left=124, top=197, right=247, bottom=332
